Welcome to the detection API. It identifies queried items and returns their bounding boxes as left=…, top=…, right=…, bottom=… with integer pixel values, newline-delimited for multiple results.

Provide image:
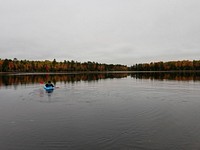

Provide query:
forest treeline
left=1, top=58, right=200, bottom=72
left=0, top=58, right=128, bottom=72
left=130, top=60, right=200, bottom=71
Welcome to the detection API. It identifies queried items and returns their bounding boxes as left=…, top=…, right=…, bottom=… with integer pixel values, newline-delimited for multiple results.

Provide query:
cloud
left=0, top=0, right=200, bottom=65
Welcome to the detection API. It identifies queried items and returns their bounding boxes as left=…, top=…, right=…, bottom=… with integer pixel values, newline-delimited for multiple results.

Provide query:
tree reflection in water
left=0, top=72, right=200, bottom=87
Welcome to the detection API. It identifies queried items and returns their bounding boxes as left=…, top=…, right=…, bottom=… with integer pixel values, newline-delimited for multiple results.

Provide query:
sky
left=0, top=0, right=200, bottom=65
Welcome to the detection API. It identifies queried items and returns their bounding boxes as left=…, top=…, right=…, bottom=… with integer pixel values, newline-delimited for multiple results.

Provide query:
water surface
left=0, top=73, right=200, bottom=150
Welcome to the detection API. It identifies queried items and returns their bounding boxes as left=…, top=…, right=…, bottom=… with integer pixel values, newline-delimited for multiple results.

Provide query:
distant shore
left=1, top=70, right=200, bottom=75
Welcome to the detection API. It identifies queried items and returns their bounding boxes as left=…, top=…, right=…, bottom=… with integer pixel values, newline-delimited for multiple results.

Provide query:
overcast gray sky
left=0, top=0, right=200, bottom=65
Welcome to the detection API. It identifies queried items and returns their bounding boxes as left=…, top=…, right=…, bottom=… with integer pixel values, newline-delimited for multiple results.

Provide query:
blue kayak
left=44, top=85, right=54, bottom=91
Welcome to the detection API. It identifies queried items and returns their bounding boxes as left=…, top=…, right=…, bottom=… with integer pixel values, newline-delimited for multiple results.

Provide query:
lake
left=0, top=72, right=200, bottom=150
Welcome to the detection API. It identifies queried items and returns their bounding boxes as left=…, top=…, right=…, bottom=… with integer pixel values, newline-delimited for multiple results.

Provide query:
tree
left=2, top=59, right=9, bottom=72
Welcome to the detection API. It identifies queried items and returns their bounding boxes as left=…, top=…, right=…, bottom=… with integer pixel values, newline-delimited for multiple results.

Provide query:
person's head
left=48, top=81, right=51, bottom=83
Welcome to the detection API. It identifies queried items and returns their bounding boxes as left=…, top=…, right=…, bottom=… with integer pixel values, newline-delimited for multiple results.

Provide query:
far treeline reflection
left=1, top=72, right=200, bottom=86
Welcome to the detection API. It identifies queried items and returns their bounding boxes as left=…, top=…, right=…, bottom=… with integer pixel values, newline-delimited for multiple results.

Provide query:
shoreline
left=1, top=70, right=200, bottom=75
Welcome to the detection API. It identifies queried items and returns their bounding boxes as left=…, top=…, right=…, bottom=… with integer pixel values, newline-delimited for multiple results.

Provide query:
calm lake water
left=0, top=72, right=200, bottom=150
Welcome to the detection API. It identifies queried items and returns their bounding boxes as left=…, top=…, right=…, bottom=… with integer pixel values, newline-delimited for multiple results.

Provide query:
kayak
left=44, top=85, right=55, bottom=91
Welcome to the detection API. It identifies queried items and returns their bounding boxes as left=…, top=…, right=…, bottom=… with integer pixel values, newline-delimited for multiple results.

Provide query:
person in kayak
left=45, top=81, right=54, bottom=87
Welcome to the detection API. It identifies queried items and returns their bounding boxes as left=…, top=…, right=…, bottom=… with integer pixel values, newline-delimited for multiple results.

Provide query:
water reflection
left=0, top=73, right=128, bottom=87
left=40, top=85, right=54, bottom=101
left=132, top=71, right=200, bottom=81
left=1, top=72, right=200, bottom=150
left=28, top=88, right=54, bottom=103
left=0, top=72, right=200, bottom=87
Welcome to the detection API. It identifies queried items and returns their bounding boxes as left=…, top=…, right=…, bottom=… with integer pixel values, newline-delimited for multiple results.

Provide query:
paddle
left=40, top=81, right=44, bottom=84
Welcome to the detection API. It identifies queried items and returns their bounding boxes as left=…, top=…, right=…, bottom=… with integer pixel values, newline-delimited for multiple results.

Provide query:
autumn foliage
left=0, top=58, right=128, bottom=72
left=130, top=60, right=200, bottom=71
left=1, top=58, right=200, bottom=72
